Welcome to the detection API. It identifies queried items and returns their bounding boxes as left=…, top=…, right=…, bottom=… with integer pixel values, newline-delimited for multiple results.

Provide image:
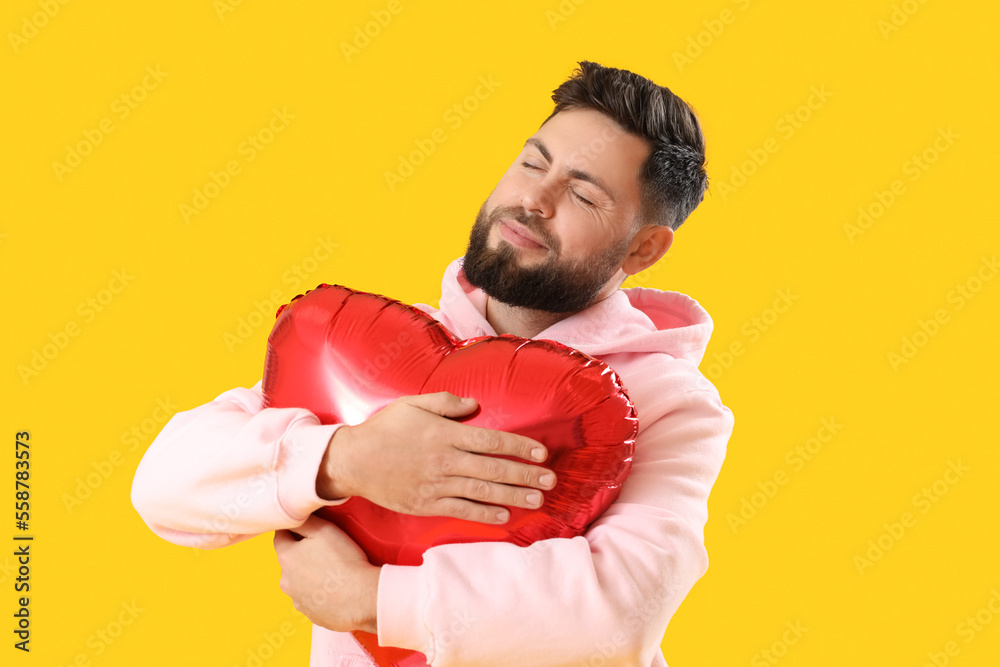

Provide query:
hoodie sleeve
left=130, top=379, right=350, bottom=550
left=375, top=374, right=733, bottom=666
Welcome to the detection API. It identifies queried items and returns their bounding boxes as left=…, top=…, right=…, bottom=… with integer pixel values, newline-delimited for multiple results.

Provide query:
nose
left=520, top=173, right=555, bottom=219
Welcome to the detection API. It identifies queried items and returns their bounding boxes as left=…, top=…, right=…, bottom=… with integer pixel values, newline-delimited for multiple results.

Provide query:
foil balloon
left=262, top=283, right=637, bottom=666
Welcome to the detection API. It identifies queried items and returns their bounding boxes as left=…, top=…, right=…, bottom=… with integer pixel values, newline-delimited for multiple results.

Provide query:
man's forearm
left=131, top=382, right=346, bottom=547
left=316, top=424, right=357, bottom=501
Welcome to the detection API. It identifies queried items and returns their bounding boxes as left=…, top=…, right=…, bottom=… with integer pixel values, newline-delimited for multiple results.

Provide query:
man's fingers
left=442, top=476, right=546, bottom=511
left=407, top=391, right=479, bottom=419
left=431, top=497, right=511, bottom=525
left=273, top=529, right=298, bottom=559
left=288, top=512, right=332, bottom=537
left=460, top=425, right=549, bottom=464
left=274, top=514, right=329, bottom=557
left=453, top=447, right=557, bottom=492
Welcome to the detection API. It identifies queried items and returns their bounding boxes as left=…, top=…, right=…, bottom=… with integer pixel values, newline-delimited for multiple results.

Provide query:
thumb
left=410, top=391, right=480, bottom=418
left=288, top=512, right=329, bottom=537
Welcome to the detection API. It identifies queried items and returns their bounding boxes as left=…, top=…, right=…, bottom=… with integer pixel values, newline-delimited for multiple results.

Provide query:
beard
left=461, top=201, right=632, bottom=314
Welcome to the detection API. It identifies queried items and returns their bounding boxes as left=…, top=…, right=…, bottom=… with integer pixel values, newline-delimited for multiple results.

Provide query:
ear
left=621, top=225, right=674, bottom=276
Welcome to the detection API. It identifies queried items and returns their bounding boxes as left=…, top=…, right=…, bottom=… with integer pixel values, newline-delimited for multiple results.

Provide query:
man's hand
left=317, top=391, right=557, bottom=525
left=273, top=514, right=379, bottom=634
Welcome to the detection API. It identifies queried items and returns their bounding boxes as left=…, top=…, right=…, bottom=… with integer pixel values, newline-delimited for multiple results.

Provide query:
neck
left=485, top=295, right=569, bottom=339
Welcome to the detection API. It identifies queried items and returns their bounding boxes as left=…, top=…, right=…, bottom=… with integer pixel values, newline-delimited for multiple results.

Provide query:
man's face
left=463, top=107, right=652, bottom=314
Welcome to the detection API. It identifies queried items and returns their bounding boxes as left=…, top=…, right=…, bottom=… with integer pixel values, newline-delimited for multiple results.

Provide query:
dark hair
left=542, top=61, right=708, bottom=231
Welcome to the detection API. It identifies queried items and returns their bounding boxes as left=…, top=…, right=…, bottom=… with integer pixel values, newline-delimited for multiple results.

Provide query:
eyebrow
left=523, top=137, right=617, bottom=204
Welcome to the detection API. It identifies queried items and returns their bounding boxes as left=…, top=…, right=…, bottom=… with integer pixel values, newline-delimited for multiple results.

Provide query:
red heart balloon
left=262, top=284, right=637, bottom=665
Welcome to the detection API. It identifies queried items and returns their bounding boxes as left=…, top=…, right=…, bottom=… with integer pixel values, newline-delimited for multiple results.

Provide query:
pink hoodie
left=131, top=257, right=734, bottom=666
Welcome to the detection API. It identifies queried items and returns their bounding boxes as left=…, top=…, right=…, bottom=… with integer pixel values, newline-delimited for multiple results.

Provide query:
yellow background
left=3, top=0, right=998, bottom=664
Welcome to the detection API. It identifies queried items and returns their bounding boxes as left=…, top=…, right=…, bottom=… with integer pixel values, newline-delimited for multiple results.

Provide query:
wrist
left=317, top=425, right=359, bottom=500
left=357, top=565, right=380, bottom=635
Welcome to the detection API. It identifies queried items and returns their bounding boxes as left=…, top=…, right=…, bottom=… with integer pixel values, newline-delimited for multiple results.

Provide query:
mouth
left=498, top=219, right=546, bottom=249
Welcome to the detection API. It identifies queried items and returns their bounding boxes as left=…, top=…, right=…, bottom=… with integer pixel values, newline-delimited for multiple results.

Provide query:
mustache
left=491, top=207, right=551, bottom=246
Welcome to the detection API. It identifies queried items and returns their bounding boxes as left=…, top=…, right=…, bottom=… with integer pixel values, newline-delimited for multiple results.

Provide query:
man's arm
left=374, top=369, right=733, bottom=666
left=130, top=380, right=346, bottom=549
left=274, top=514, right=381, bottom=635
left=131, top=382, right=556, bottom=550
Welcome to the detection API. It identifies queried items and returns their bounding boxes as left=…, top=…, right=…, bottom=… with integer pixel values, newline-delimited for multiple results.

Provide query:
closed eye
left=521, top=161, right=596, bottom=206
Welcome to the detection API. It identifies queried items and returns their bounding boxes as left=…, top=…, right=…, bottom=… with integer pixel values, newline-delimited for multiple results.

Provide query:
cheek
left=493, top=172, right=526, bottom=200
left=563, top=212, right=616, bottom=254
left=554, top=226, right=602, bottom=260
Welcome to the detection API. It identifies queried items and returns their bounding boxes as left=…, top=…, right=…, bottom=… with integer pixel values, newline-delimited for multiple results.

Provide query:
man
left=132, top=60, right=734, bottom=666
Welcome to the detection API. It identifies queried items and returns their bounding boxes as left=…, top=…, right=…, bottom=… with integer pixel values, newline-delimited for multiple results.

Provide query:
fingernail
left=531, top=447, right=545, bottom=461
left=495, top=509, right=510, bottom=523
left=539, top=473, right=555, bottom=487
left=526, top=492, right=542, bottom=506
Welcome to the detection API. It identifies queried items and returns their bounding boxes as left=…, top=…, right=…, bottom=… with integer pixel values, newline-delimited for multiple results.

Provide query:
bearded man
left=132, top=60, right=734, bottom=667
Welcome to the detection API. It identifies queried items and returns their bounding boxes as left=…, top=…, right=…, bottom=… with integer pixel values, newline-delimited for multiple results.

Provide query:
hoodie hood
left=423, top=257, right=716, bottom=367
